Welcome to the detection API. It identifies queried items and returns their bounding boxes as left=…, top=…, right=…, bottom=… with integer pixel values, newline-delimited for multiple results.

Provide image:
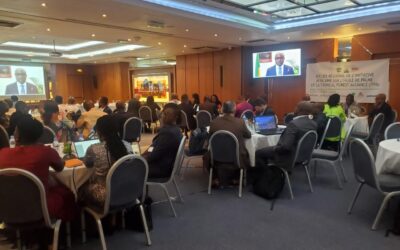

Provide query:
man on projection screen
left=266, top=52, right=294, bottom=77
left=5, top=68, right=39, bottom=95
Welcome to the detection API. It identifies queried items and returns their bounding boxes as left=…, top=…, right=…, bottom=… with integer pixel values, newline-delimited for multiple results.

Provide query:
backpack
left=189, top=127, right=208, bottom=155
left=253, top=165, right=285, bottom=201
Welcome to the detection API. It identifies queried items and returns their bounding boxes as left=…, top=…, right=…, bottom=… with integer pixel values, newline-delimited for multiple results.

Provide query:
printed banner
left=306, top=59, right=389, bottom=103
left=132, top=74, right=170, bottom=103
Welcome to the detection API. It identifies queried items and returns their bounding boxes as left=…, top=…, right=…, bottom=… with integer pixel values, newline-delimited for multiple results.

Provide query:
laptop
left=254, top=115, right=285, bottom=135
left=73, top=139, right=100, bottom=159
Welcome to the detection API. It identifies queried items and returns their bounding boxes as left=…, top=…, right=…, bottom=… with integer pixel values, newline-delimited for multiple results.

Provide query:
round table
left=245, top=133, right=281, bottom=167
left=344, top=116, right=369, bottom=134
left=375, top=139, right=400, bottom=175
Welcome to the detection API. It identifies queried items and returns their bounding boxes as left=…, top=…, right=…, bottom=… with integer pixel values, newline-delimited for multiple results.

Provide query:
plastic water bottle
left=9, top=136, right=15, bottom=148
left=53, top=138, right=59, bottom=148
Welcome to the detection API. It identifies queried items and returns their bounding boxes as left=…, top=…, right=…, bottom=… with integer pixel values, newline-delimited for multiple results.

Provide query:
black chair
left=37, top=126, right=56, bottom=144
left=318, top=116, right=342, bottom=149
left=81, top=155, right=152, bottom=249
left=0, top=124, right=9, bottom=149
left=139, top=106, right=157, bottom=134
left=352, top=113, right=384, bottom=151
left=240, top=109, right=254, bottom=121
left=123, top=117, right=142, bottom=143
left=179, top=110, right=191, bottom=137
left=392, top=109, right=398, bottom=123
left=283, top=112, right=295, bottom=125
left=384, top=122, right=400, bottom=140
left=348, top=139, right=400, bottom=230
left=208, top=130, right=244, bottom=198
left=280, top=130, right=318, bottom=199
left=196, top=110, right=212, bottom=129
left=0, top=168, right=62, bottom=250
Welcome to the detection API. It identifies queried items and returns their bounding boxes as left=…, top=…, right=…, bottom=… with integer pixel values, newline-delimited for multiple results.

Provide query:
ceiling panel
left=251, top=0, right=298, bottom=12
left=225, top=0, right=265, bottom=6
left=310, top=0, right=357, bottom=12
left=292, top=0, right=333, bottom=4
left=274, top=7, right=315, bottom=17
left=354, top=0, right=387, bottom=4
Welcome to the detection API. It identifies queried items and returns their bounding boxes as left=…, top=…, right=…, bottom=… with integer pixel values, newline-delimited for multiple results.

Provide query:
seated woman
left=323, top=93, right=346, bottom=151
left=78, top=115, right=131, bottom=209
left=0, top=114, right=76, bottom=221
left=42, top=100, right=74, bottom=142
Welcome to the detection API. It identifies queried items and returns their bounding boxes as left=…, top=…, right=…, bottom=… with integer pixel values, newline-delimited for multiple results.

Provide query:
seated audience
left=254, top=98, right=274, bottom=116
left=0, top=115, right=76, bottom=221
left=77, top=100, right=106, bottom=139
left=169, top=93, right=181, bottom=105
left=235, top=96, right=253, bottom=118
left=368, top=93, right=394, bottom=132
left=3, top=99, right=15, bottom=117
left=344, top=94, right=362, bottom=117
left=142, top=105, right=182, bottom=178
left=255, top=101, right=317, bottom=169
left=200, top=96, right=219, bottom=118
left=99, top=96, right=112, bottom=115
left=178, top=94, right=196, bottom=130
left=127, top=98, right=141, bottom=117
left=54, top=95, right=66, bottom=120
left=205, top=101, right=251, bottom=185
left=10, top=95, right=18, bottom=107
left=111, top=101, right=134, bottom=137
left=313, top=102, right=327, bottom=142
left=323, top=94, right=346, bottom=150
left=192, top=93, right=200, bottom=113
left=78, top=115, right=130, bottom=209
left=42, top=100, right=72, bottom=142
left=146, top=95, right=161, bottom=122
left=65, top=96, right=81, bottom=113
left=211, top=94, right=222, bottom=112
left=7, top=101, right=28, bottom=136
left=0, top=101, right=9, bottom=129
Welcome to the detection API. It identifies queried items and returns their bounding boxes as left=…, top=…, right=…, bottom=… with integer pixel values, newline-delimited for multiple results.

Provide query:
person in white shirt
left=5, top=68, right=39, bottom=95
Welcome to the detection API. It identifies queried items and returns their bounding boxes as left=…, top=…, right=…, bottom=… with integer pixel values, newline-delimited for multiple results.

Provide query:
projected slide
left=0, top=65, right=46, bottom=101
left=253, top=49, right=301, bottom=78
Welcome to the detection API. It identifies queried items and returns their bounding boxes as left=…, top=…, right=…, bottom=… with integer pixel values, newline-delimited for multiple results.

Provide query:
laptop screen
left=73, top=139, right=100, bottom=158
left=254, top=115, right=277, bottom=131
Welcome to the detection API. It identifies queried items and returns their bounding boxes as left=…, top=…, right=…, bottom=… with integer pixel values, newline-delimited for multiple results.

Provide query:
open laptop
left=254, top=115, right=285, bottom=135
left=73, top=139, right=100, bottom=159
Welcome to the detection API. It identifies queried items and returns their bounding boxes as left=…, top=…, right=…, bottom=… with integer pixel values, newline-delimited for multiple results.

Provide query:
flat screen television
left=253, top=48, right=301, bottom=78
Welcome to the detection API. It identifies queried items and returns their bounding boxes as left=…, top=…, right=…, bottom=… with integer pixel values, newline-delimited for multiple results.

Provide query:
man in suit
left=368, top=93, right=394, bottom=133
left=199, top=96, right=219, bottom=118
left=5, top=68, right=39, bottom=95
left=266, top=53, right=295, bottom=77
left=255, top=101, right=317, bottom=170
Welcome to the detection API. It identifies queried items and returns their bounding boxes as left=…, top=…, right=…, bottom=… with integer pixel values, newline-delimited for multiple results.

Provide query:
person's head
left=254, top=98, right=266, bottom=114
left=346, top=94, right=355, bottom=106
left=275, top=53, right=285, bottom=66
left=375, top=93, right=386, bottom=107
left=295, top=101, right=314, bottom=116
left=171, top=93, right=179, bottom=100
left=83, top=100, right=94, bottom=112
left=10, top=95, right=18, bottom=103
left=99, top=96, right=108, bottom=108
left=67, top=96, right=76, bottom=105
left=161, top=104, right=180, bottom=126
left=327, top=94, right=340, bottom=107
left=146, top=95, right=155, bottom=105
left=127, top=99, right=141, bottom=113
left=181, top=94, right=189, bottom=104
left=15, top=101, right=28, bottom=114
left=302, top=95, right=311, bottom=101
left=204, top=96, right=211, bottom=103
left=211, top=94, right=220, bottom=104
left=115, top=101, right=126, bottom=113
left=14, top=68, right=27, bottom=83
left=95, top=115, right=127, bottom=160
left=192, top=93, right=200, bottom=104
left=54, top=96, right=63, bottom=105
left=3, top=99, right=12, bottom=110
left=15, top=115, right=43, bottom=145
left=133, top=93, right=141, bottom=101
left=0, top=101, right=9, bottom=116
left=42, top=100, right=59, bottom=125
left=222, top=101, right=236, bottom=115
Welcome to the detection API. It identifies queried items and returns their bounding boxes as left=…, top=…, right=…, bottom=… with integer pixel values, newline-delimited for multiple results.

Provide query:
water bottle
left=9, top=136, right=16, bottom=148
left=53, top=138, right=59, bottom=149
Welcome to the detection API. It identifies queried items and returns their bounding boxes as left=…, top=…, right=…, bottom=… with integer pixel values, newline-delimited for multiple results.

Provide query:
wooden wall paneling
left=66, top=74, right=84, bottom=102
left=54, top=64, right=68, bottom=101
left=221, top=47, right=242, bottom=102
left=198, top=52, right=214, bottom=100
left=185, top=54, right=199, bottom=97
left=212, top=50, right=223, bottom=100
left=176, top=56, right=186, bottom=96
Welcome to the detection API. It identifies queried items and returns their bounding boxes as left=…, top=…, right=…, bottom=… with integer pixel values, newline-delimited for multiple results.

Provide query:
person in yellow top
left=323, top=94, right=346, bottom=151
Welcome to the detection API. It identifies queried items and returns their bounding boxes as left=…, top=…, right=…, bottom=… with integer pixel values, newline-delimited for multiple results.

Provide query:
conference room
left=1, top=0, right=400, bottom=249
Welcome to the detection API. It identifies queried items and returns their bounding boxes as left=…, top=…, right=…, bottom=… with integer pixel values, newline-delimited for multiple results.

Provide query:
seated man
left=111, top=101, right=134, bottom=138
left=76, top=100, right=107, bottom=139
left=254, top=98, right=274, bottom=117
left=142, top=105, right=182, bottom=178
left=235, top=96, right=254, bottom=118
left=368, top=93, right=394, bottom=132
left=343, top=94, right=362, bottom=117
left=255, top=101, right=317, bottom=170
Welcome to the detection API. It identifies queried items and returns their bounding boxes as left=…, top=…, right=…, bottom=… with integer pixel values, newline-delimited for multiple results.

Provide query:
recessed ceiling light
left=76, top=69, right=83, bottom=73
left=163, top=52, right=166, bottom=55
left=32, top=36, right=36, bottom=39
left=183, top=44, right=187, bottom=48
left=214, top=33, right=218, bottom=37
left=146, top=54, right=149, bottom=57
left=358, top=27, right=362, bottom=31
left=41, top=3, right=46, bottom=7
left=46, top=28, right=51, bottom=32
left=94, top=61, right=97, bottom=64
left=102, top=14, right=107, bottom=18
left=287, top=36, right=291, bottom=40
left=182, top=50, right=185, bottom=53
left=185, top=28, right=189, bottom=32
left=127, top=38, right=132, bottom=42
left=320, top=32, right=324, bottom=36
left=238, top=37, right=242, bottom=41
left=157, top=42, right=162, bottom=45
left=91, top=34, right=96, bottom=37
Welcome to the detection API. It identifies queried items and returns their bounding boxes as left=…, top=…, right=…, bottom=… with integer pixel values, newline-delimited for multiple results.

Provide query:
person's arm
left=48, top=148, right=64, bottom=172
left=145, top=132, right=174, bottom=163
left=83, top=145, right=96, bottom=168
left=241, top=119, right=251, bottom=139
left=275, top=122, right=297, bottom=153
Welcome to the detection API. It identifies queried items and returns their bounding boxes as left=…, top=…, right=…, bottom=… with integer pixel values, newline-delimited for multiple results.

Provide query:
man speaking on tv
left=5, top=68, right=39, bottom=95
left=266, top=52, right=294, bottom=77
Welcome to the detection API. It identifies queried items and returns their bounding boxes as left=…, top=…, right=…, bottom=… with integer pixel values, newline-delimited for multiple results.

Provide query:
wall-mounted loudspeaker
left=220, top=65, right=223, bottom=87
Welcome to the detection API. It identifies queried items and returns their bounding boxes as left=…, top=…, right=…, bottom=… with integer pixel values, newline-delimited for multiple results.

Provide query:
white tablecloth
left=344, top=116, right=369, bottom=134
left=51, top=166, right=94, bottom=196
left=245, top=133, right=281, bottom=167
left=375, top=139, right=400, bottom=175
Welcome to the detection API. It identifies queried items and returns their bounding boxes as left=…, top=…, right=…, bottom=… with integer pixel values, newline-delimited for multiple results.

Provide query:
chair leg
left=372, top=193, right=396, bottom=230
left=173, top=178, right=184, bottom=203
left=65, top=222, right=71, bottom=248
left=95, top=218, right=107, bottom=250
left=208, top=168, right=213, bottom=195
left=348, top=183, right=364, bottom=214
left=332, top=162, right=343, bottom=189
left=161, top=185, right=177, bottom=217
left=139, top=204, right=152, bottom=246
left=339, top=158, right=347, bottom=182
left=312, top=159, right=317, bottom=178
left=52, top=220, right=62, bottom=250
left=81, top=211, right=86, bottom=244
left=180, top=157, right=190, bottom=181
left=283, top=170, right=294, bottom=200
left=16, top=229, right=22, bottom=250
left=239, top=169, right=244, bottom=198
left=304, top=164, right=313, bottom=193
left=121, top=210, right=126, bottom=229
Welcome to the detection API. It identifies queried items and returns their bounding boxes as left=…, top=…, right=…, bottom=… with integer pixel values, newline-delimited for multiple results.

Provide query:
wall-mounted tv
left=253, top=48, right=301, bottom=78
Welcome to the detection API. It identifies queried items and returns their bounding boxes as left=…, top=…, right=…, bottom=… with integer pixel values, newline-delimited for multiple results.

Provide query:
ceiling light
left=214, top=33, right=218, bottom=37
left=238, top=37, right=242, bottom=41
left=76, top=69, right=83, bottom=73
left=0, top=50, right=49, bottom=57
left=287, top=36, right=291, bottom=40
left=127, top=38, right=132, bottom=42
left=157, top=42, right=162, bottom=45
left=41, top=3, right=46, bottom=7
left=183, top=44, right=187, bottom=48
left=46, top=28, right=51, bottom=32
left=146, top=54, right=150, bottom=57
left=94, top=61, right=97, bottom=64
left=358, top=27, right=362, bottom=31
left=64, top=44, right=147, bottom=59
left=102, top=14, right=107, bottom=18
left=182, top=50, right=185, bottom=53
left=32, top=36, right=36, bottom=39
left=185, top=28, right=189, bottom=32
left=163, top=52, right=166, bottom=55
left=320, top=32, right=324, bottom=36
left=91, top=34, right=96, bottom=37
left=2, top=41, right=105, bottom=51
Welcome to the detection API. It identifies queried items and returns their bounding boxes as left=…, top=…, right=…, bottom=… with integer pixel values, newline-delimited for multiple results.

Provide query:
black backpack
left=189, top=127, right=208, bottom=155
left=253, top=165, right=285, bottom=200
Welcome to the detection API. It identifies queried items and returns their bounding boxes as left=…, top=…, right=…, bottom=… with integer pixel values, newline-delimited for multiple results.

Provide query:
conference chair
left=139, top=106, right=157, bottom=134
left=347, top=139, right=400, bottom=230
left=0, top=168, right=62, bottom=250
left=311, top=124, right=354, bottom=189
left=352, top=113, right=384, bottom=150
left=283, top=112, right=295, bottom=125
left=208, top=130, right=244, bottom=198
left=196, top=110, right=212, bottom=129
left=81, top=155, right=152, bottom=250
left=241, top=109, right=254, bottom=121
left=179, top=110, right=190, bottom=137
left=392, top=109, right=398, bottom=122
left=384, top=122, right=400, bottom=140
left=38, top=126, right=56, bottom=144
left=280, top=130, right=317, bottom=200
left=123, top=117, right=142, bottom=153
left=146, top=137, right=186, bottom=217
left=318, top=116, right=342, bottom=149
left=0, top=124, right=9, bottom=149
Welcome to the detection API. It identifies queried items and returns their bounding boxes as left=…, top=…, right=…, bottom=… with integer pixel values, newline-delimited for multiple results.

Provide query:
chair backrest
left=339, top=124, right=354, bottom=159
left=318, top=116, right=341, bottom=148
left=283, top=112, right=295, bottom=125
left=241, top=109, right=254, bottom=121
left=392, top=109, right=398, bottom=123
left=349, top=139, right=381, bottom=191
left=384, top=122, right=400, bottom=140
left=169, top=136, right=186, bottom=181
left=292, top=130, right=318, bottom=169
left=368, top=113, right=384, bottom=140
left=209, top=130, right=240, bottom=168
left=139, top=106, right=153, bottom=123
left=179, top=110, right=190, bottom=130
left=196, top=110, right=212, bottom=128
left=0, top=125, right=9, bottom=149
left=123, top=117, right=142, bottom=143
left=37, top=126, right=56, bottom=144
left=0, top=168, right=52, bottom=227
left=104, top=155, right=148, bottom=214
